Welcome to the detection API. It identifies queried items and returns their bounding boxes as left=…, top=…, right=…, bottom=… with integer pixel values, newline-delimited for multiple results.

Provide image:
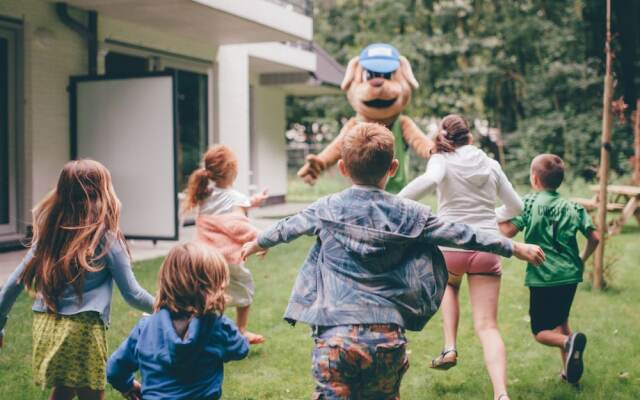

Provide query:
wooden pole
left=633, top=100, right=640, bottom=185
left=593, top=0, right=613, bottom=291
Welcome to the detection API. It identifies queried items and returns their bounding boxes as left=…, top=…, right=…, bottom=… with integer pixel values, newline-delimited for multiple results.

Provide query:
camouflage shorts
left=311, top=324, right=409, bottom=400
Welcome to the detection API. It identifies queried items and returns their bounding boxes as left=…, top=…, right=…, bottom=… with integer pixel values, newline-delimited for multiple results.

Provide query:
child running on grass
left=183, top=144, right=268, bottom=345
left=0, top=159, right=154, bottom=400
left=242, top=122, right=545, bottom=399
left=107, top=242, right=249, bottom=400
left=499, top=154, right=600, bottom=385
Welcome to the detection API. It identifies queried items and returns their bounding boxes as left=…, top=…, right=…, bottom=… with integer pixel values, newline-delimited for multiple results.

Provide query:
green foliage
left=290, top=0, right=638, bottom=184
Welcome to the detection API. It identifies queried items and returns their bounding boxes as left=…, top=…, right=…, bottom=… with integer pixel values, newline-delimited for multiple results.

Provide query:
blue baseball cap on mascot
left=359, top=43, right=401, bottom=74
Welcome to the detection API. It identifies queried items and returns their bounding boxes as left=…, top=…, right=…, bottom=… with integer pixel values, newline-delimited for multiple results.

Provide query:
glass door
left=249, top=85, right=258, bottom=193
left=167, top=68, right=208, bottom=191
left=0, top=26, right=17, bottom=235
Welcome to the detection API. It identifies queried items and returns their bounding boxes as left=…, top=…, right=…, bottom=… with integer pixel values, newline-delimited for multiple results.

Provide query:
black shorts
left=529, top=283, right=578, bottom=335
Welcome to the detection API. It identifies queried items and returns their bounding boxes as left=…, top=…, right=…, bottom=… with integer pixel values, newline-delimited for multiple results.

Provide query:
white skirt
left=226, top=263, right=255, bottom=307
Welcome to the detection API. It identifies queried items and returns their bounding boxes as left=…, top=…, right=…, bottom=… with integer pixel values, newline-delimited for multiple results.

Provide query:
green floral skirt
left=32, top=311, right=107, bottom=390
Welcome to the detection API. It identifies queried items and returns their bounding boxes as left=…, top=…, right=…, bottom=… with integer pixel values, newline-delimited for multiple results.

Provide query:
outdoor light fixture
left=33, top=27, right=55, bottom=48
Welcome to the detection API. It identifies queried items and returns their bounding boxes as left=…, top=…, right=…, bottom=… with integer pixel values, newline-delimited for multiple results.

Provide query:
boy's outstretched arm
left=250, top=189, right=269, bottom=208
left=498, top=221, right=520, bottom=238
left=422, top=213, right=545, bottom=265
left=241, top=240, right=267, bottom=261
left=242, top=202, right=321, bottom=260
left=581, top=229, right=600, bottom=263
left=576, top=205, right=599, bottom=264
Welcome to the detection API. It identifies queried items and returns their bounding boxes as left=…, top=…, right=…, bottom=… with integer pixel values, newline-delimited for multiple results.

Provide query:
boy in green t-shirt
left=500, top=154, right=600, bottom=385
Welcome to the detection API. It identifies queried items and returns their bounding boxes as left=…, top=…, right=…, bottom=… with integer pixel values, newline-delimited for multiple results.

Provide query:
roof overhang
left=51, top=0, right=313, bottom=45
left=260, top=72, right=342, bottom=95
left=252, top=42, right=344, bottom=96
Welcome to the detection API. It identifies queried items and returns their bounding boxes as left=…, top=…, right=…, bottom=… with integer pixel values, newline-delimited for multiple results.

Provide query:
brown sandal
left=430, top=348, right=457, bottom=370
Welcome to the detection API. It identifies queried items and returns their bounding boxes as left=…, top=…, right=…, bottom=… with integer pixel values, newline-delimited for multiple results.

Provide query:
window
left=0, top=36, right=9, bottom=225
left=105, top=52, right=148, bottom=75
left=167, top=68, right=208, bottom=190
left=0, top=23, right=18, bottom=235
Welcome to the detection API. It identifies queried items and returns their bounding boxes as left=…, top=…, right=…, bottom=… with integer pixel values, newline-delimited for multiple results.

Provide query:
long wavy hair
left=182, top=145, right=238, bottom=212
left=435, top=114, right=472, bottom=153
left=155, top=242, right=229, bottom=317
left=20, top=159, right=126, bottom=312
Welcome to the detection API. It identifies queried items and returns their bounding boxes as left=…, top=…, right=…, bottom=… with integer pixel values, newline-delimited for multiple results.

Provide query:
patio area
left=0, top=201, right=310, bottom=284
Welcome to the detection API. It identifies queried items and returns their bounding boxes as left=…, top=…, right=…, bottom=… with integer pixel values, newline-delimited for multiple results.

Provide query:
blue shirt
left=0, top=235, right=154, bottom=335
left=107, top=309, right=249, bottom=400
left=258, top=186, right=514, bottom=331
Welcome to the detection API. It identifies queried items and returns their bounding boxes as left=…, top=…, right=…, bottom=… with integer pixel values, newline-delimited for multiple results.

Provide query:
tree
left=288, top=0, right=639, bottom=182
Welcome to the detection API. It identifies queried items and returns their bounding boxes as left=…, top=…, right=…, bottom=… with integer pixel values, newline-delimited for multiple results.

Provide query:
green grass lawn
left=1, top=217, right=639, bottom=398
left=287, top=169, right=350, bottom=203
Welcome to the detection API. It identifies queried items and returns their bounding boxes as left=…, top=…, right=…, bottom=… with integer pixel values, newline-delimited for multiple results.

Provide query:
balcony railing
left=265, top=0, right=313, bottom=16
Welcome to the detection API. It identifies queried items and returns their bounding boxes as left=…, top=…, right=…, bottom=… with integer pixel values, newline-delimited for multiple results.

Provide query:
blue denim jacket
left=0, top=235, right=154, bottom=336
left=258, top=186, right=513, bottom=331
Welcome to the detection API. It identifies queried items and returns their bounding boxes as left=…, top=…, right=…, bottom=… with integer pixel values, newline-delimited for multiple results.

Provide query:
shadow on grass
left=620, top=224, right=640, bottom=235
left=432, top=381, right=467, bottom=396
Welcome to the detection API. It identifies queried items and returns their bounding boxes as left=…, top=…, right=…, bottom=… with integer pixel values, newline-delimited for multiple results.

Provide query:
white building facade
left=0, top=0, right=340, bottom=248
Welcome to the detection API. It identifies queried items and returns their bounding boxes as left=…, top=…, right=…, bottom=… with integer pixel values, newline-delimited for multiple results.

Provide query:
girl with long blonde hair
left=0, top=159, right=154, bottom=400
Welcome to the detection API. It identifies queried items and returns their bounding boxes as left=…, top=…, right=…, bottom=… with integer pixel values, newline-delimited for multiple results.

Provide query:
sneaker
left=564, top=332, right=587, bottom=384
left=560, top=372, right=580, bottom=388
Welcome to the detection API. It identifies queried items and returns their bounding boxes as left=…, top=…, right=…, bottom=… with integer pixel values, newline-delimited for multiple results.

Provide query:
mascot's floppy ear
left=341, top=56, right=360, bottom=91
left=399, top=56, right=419, bottom=89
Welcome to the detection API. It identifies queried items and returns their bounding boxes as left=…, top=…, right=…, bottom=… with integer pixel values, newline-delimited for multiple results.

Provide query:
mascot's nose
left=368, top=77, right=385, bottom=87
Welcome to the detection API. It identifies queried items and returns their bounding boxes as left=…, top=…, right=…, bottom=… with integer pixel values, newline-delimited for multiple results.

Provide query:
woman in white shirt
left=399, top=114, right=522, bottom=400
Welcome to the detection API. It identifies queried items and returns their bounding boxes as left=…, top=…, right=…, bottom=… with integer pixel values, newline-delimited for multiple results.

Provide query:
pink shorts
left=442, top=251, right=502, bottom=286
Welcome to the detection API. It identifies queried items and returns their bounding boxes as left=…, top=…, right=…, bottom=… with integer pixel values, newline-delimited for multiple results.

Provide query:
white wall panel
left=74, top=75, right=177, bottom=239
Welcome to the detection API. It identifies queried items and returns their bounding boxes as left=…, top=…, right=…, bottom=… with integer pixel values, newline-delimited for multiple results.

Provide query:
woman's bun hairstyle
left=435, top=114, right=471, bottom=153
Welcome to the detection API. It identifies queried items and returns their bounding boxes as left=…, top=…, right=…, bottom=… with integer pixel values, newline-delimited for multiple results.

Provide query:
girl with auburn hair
left=0, top=159, right=154, bottom=400
left=398, top=114, right=524, bottom=400
left=107, top=242, right=249, bottom=400
left=183, top=144, right=268, bottom=345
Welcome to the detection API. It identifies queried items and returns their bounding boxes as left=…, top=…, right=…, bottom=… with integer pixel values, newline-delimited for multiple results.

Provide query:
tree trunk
left=593, top=0, right=613, bottom=291
left=633, top=101, right=640, bottom=185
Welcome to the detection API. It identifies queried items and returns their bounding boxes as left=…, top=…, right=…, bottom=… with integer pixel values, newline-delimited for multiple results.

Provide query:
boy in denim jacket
left=242, top=123, right=544, bottom=399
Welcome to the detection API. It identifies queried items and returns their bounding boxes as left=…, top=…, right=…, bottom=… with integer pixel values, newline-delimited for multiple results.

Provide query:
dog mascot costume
left=297, top=43, right=434, bottom=193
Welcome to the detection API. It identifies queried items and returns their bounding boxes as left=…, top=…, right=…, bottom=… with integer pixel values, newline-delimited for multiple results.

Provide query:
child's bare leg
left=50, top=387, right=76, bottom=400
left=560, top=321, right=572, bottom=371
left=468, top=275, right=508, bottom=400
left=76, top=388, right=105, bottom=400
left=534, top=324, right=571, bottom=377
left=534, top=326, right=568, bottom=348
left=236, top=305, right=264, bottom=345
left=431, top=278, right=461, bottom=369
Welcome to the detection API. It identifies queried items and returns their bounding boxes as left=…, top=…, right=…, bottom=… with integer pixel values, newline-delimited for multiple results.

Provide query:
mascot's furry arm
left=400, top=115, right=433, bottom=159
left=297, top=118, right=356, bottom=185
left=297, top=116, right=431, bottom=185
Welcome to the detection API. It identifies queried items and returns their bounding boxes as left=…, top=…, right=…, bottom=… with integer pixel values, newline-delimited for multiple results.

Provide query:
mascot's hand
left=297, top=154, right=327, bottom=185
